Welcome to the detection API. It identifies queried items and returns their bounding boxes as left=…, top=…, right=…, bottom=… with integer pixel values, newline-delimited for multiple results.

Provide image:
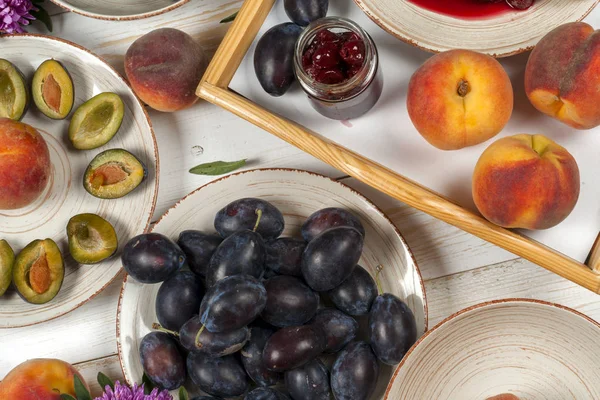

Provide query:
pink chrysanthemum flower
left=0, top=0, right=37, bottom=34
left=94, top=381, right=173, bottom=400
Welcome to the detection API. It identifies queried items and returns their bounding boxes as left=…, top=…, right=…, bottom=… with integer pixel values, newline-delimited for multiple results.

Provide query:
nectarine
left=407, top=49, right=513, bottom=150
left=472, top=134, right=580, bottom=230
left=0, top=118, right=51, bottom=209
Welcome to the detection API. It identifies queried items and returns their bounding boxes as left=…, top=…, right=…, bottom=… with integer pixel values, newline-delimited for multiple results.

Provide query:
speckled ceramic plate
left=354, top=0, right=598, bottom=57
left=117, top=168, right=427, bottom=398
left=386, top=299, right=600, bottom=399
left=0, top=34, right=158, bottom=328
left=49, top=0, right=189, bottom=20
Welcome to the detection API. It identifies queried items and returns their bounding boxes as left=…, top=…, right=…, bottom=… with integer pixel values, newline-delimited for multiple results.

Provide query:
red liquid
left=407, top=0, right=518, bottom=19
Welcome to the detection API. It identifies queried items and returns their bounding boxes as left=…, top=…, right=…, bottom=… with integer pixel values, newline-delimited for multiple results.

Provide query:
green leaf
left=97, top=372, right=115, bottom=391
left=60, top=395, right=77, bottom=400
left=142, top=373, right=157, bottom=395
left=179, top=386, right=189, bottom=400
left=220, top=11, right=238, bottom=23
left=189, top=159, right=247, bottom=176
left=74, top=375, right=92, bottom=400
left=31, top=6, right=53, bottom=32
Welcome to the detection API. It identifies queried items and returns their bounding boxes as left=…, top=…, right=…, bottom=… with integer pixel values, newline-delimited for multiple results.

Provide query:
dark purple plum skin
left=331, top=341, right=379, bottom=400
left=199, top=274, right=267, bottom=333
left=254, top=23, right=304, bottom=97
left=205, top=230, right=266, bottom=287
left=309, top=308, right=357, bottom=353
left=284, top=359, right=331, bottom=400
left=368, top=293, right=417, bottom=365
left=301, top=227, right=363, bottom=292
left=139, top=332, right=186, bottom=391
left=327, top=265, right=377, bottom=316
left=122, top=233, right=185, bottom=284
left=262, top=325, right=326, bottom=372
left=245, top=387, right=292, bottom=400
left=179, top=315, right=249, bottom=357
left=301, top=208, right=365, bottom=242
left=284, top=0, right=328, bottom=26
left=241, top=325, right=283, bottom=387
left=265, top=237, right=305, bottom=277
left=187, top=352, right=249, bottom=397
left=177, top=230, right=222, bottom=277
left=155, top=271, right=204, bottom=331
left=214, top=197, right=285, bottom=239
left=262, top=275, right=319, bottom=327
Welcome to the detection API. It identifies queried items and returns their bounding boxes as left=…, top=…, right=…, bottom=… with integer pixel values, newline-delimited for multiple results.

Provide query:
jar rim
left=294, top=17, right=378, bottom=101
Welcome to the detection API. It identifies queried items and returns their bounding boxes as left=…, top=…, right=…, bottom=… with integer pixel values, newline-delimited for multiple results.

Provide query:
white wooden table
left=2, top=1, right=600, bottom=395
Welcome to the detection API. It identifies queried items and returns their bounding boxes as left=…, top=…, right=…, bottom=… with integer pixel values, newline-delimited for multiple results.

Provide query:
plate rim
left=385, top=297, right=600, bottom=399
left=115, top=167, right=429, bottom=386
left=353, top=0, right=599, bottom=58
left=48, top=0, right=190, bottom=21
left=0, top=33, right=160, bottom=329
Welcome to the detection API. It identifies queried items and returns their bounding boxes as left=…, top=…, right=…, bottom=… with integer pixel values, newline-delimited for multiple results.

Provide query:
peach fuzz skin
left=525, top=22, right=600, bottom=129
left=407, top=49, right=513, bottom=150
left=472, top=134, right=580, bottom=230
left=0, top=358, right=88, bottom=400
left=0, top=118, right=50, bottom=210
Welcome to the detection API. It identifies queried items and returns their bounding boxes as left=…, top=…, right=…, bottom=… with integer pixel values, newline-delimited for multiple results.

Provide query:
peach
left=407, top=49, right=513, bottom=150
left=472, top=134, right=580, bottom=230
left=125, top=28, right=208, bottom=112
left=0, top=358, right=88, bottom=399
left=525, top=22, right=600, bottom=129
left=0, top=118, right=51, bottom=209
left=486, top=395, right=521, bottom=400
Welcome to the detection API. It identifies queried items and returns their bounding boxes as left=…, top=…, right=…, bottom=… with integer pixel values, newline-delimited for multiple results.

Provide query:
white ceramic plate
left=0, top=34, right=158, bottom=328
left=49, top=0, right=189, bottom=20
left=354, top=0, right=598, bottom=57
left=386, top=299, right=600, bottom=399
left=117, top=168, right=427, bottom=398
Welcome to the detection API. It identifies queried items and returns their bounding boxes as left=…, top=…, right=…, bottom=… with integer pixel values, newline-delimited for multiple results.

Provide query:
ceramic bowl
left=354, top=0, right=598, bottom=57
left=0, top=34, right=158, bottom=328
left=118, top=168, right=427, bottom=398
left=49, top=0, right=189, bottom=20
left=386, top=299, right=600, bottom=399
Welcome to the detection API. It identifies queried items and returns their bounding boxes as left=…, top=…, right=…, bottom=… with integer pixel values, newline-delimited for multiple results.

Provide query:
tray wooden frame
left=196, top=0, right=600, bottom=293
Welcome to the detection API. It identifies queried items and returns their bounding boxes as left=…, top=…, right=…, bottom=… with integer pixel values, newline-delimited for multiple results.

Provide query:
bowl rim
left=48, top=0, right=190, bottom=21
left=0, top=32, right=159, bottom=329
left=385, top=297, right=600, bottom=399
left=352, top=0, right=599, bottom=58
left=115, top=167, right=429, bottom=386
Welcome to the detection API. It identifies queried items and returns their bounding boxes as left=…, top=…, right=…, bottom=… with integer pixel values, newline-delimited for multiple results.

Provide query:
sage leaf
left=179, top=386, right=190, bottom=400
left=189, top=159, right=246, bottom=176
left=220, top=11, right=238, bottom=23
left=60, top=395, right=77, bottom=400
left=74, top=375, right=92, bottom=400
left=142, top=373, right=157, bottom=395
left=97, top=372, right=114, bottom=391
left=31, top=6, right=53, bottom=32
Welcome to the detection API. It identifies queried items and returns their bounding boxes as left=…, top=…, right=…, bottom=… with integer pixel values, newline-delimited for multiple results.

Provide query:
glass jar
left=294, top=17, right=383, bottom=121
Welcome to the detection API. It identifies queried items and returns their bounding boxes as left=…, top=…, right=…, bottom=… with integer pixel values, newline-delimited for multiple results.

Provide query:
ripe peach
left=472, top=134, right=580, bottom=230
left=407, top=49, right=513, bottom=150
left=0, top=118, right=51, bottom=209
left=0, top=358, right=88, bottom=399
left=486, top=395, right=521, bottom=400
left=525, top=22, right=600, bottom=129
left=125, top=28, right=208, bottom=112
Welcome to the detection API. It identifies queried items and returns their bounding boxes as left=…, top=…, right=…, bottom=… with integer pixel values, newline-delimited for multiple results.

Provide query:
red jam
left=302, top=29, right=366, bottom=85
left=406, top=0, right=534, bottom=20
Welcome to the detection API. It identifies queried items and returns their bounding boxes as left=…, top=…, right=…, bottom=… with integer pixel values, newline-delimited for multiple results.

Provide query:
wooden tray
left=196, top=0, right=600, bottom=293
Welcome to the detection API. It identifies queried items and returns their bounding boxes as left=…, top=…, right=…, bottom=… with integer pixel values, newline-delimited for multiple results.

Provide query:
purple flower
left=94, top=381, right=173, bottom=400
left=0, top=0, right=37, bottom=34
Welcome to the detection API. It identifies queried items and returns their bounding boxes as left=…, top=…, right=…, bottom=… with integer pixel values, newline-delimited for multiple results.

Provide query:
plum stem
left=375, top=265, right=384, bottom=295
left=151, top=322, right=179, bottom=338
left=194, top=324, right=206, bottom=348
left=253, top=209, right=263, bottom=232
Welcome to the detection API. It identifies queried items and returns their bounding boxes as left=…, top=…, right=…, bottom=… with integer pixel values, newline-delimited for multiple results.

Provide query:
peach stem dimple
left=457, top=79, right=471, bottom=97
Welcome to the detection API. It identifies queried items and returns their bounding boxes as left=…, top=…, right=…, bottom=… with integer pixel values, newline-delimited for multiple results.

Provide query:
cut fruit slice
left=83, top=149, right=146, bottom=199
left=32, top=59, right=74, bottom=119
left=67, top=213, right=118, bottom=264
left=69, top=92, right=124, bottom=150
left=0, top=59, right=29, bottom=121
left=0, top=240, right=15, bottom=296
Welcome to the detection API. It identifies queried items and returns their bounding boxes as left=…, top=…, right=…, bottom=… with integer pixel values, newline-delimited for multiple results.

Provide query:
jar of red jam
left=294, top=17, right=383, bottom=120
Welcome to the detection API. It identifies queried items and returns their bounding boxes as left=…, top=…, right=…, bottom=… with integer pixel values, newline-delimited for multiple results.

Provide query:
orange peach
left=472, top=134, right=580, bottom=230
left=486, top=395, right=521, bottom=400
left=0, top=358, right=88, bottom=400
left=525, top=22, right=600, bottom=129
left=407, top=49, right=513, bottom=150
left=0, top=118, right=51, bottom=209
